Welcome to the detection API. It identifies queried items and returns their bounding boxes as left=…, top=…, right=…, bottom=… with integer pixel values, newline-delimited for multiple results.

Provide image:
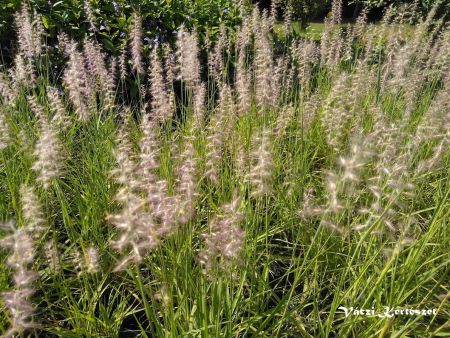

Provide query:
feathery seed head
left=149, top=48, right=173, bottom=123
left=248, top=128, right=274, bottom=197
left=45, top=241, right=61, bottom=272
left=14, top=6, right=34, bottom=59
left=254, top=23, right=275, bottom=107
left=31, top=114, right=65, bottom=189
left=0, top=106, right=11, bottom=150
left=235, top=51, right=251, bottom=116
left=1, top=288, right=37, bottom=336
left=0, top=221, right=38, bottom=336
left=130, top=12, right=143, bottom=74
left=85, top=247, right=100, bottom=273
left=109, top=126, right=161, bottom=270
left=63, top=40, right=91, bottom=121
left=331, top=0, right=343, bottom=25
left=176, top=26, right=201, bottom=88
left=119, top=45, right=128, bottom=80
left=199, top=193, right=245, bottom=277
left=20, top=184, right=46, bottom=238
left=0, top=73, right=16, bottom=106
left=13, top=54, right=36, bottom=87
left=84, top=0, right=97, bottom=32
left=47, top=87, right=70, bottom=130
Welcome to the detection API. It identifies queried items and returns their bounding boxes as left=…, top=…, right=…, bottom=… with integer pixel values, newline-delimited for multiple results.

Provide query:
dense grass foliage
left=0, top=1, right=449, bottom=337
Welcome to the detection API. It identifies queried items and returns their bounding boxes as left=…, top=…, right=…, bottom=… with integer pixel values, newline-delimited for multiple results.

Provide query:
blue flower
left=144, top=36, right=151, bottom=44
left=120, top=32, right=127, bottom=38
left=112, top=2, right=119, bottom=11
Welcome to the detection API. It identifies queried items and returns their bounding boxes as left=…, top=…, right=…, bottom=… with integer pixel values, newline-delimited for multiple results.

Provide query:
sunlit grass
left=0, top=4, right=449, bottom=338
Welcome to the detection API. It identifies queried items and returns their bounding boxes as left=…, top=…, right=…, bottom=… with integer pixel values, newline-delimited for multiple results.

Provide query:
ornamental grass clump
left=0, top=1, right=449, bottom=336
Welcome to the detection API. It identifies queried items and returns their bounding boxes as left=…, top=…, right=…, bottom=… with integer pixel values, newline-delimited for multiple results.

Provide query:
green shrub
left=0, top=0, right=241, bottom=58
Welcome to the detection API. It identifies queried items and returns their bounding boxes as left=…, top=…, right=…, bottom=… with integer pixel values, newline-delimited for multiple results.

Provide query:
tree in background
left=284, top=0, right=330, bottom=26
left=265, top=0, right=448, bottom=26
left=351, top=0, right=450, bottom=21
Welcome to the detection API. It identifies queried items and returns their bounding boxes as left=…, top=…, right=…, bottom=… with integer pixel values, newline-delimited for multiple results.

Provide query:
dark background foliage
left=0, top=0, right=241, bottom=62
left=1, top=0, right=448, bottom=63
left=255, top=0, right=449, bottom=23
